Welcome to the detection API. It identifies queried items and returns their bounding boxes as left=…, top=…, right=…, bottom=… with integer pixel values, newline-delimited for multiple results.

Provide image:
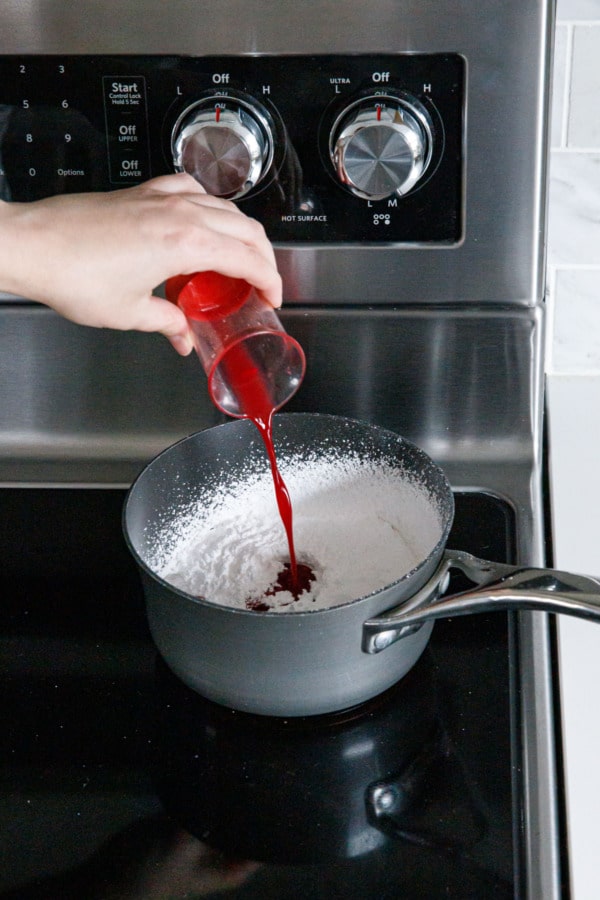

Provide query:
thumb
left=166, top=330, right=195, bottom=356
left=142, top=295, right=194, bottom=356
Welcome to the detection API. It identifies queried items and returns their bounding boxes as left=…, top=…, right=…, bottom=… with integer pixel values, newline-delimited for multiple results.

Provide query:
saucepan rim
left=122, top=413, right=455, bottom=618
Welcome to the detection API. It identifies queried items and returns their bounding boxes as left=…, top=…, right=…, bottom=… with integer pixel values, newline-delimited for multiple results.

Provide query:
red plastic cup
left=166, top=271, right=305, bottom=418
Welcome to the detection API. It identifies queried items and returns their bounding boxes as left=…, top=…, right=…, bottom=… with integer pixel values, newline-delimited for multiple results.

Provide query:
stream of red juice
left=216, top=339, right=299, bottom=589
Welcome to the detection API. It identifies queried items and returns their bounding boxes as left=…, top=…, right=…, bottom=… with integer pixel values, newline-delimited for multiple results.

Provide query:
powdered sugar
left=153, top=448, right=443, bottom=613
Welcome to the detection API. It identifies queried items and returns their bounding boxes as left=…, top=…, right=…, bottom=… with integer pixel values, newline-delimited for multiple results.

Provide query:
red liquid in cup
left=167, top=271, right=310, bottom=602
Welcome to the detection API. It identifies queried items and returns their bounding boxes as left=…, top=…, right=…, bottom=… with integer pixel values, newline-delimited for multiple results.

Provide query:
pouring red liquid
left=166, top=271, right=308, bottom=600
left=218, top=337, right=299, bottom=586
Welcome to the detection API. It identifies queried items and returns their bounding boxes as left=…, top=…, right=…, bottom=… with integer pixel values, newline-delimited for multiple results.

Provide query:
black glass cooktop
left=0, top=489, right=519, bottom=899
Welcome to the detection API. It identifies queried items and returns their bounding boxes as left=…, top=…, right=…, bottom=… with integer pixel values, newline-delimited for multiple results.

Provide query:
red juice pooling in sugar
left=246, top=562, right=317, bottom=611
left=166, top=271, right=307, bottom=597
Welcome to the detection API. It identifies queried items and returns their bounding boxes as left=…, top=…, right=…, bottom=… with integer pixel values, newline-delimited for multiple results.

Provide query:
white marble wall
left=547, top=0, right=600, bottom=373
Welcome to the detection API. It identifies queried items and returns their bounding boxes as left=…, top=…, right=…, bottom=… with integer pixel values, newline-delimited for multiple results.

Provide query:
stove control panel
left=0, top=54, right=465, bottom=243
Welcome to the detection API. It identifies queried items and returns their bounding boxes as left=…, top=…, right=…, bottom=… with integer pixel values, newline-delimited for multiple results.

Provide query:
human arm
left=0, top=173, right=282, bottom=355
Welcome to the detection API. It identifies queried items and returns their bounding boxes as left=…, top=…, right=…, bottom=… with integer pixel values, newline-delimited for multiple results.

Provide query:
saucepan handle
left=362, top=549, right=600, bottom=654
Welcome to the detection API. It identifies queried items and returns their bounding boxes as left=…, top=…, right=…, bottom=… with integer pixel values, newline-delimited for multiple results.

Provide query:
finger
left=143, top=178, right=276, bottom=268
left=168, top=332, right=195, bottom=356
left=180, top=235, right=282, bottom=307
left=134, top=295, right=195, bottom=354
left=143, top=172, right=207, bottom=195
left=178, top=203, right=278, bottom=269
left=140, top=177, right=281, bottom=306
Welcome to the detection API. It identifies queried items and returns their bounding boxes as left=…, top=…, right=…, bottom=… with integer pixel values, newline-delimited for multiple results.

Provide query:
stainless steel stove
left=0, top=2, right=559, bottom=897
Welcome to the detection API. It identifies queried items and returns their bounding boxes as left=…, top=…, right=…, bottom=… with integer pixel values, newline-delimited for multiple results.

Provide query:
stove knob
left=172, top=98, right=274, bottom=199
left=330, top=96, right=433, bottom=200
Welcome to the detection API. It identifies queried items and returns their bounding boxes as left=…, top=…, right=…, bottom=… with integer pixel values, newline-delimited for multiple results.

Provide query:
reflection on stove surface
left=155, top=655, right=488, bottom=865
left=0, top=490, right=519, bottom=898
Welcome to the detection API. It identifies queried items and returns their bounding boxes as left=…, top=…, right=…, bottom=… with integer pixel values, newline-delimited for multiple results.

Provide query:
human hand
left=0, top=173, right=282, bottom=355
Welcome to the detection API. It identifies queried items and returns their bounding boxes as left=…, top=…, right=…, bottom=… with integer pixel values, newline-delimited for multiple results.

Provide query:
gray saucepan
left=123, top=413, right=600, bottom=717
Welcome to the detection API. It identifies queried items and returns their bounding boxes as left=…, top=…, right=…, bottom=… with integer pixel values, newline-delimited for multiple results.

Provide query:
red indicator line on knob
left=215, top=107, right=221, bottom=123
left=376, top=104, right=382, bottom=121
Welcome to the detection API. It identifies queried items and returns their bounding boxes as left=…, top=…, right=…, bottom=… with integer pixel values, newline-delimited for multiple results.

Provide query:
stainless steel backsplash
left=0, top=304, right=543, bottom=486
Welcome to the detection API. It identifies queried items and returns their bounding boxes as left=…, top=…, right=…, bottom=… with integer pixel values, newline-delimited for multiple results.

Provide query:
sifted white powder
left=155, top=452, right=443, bottom=613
